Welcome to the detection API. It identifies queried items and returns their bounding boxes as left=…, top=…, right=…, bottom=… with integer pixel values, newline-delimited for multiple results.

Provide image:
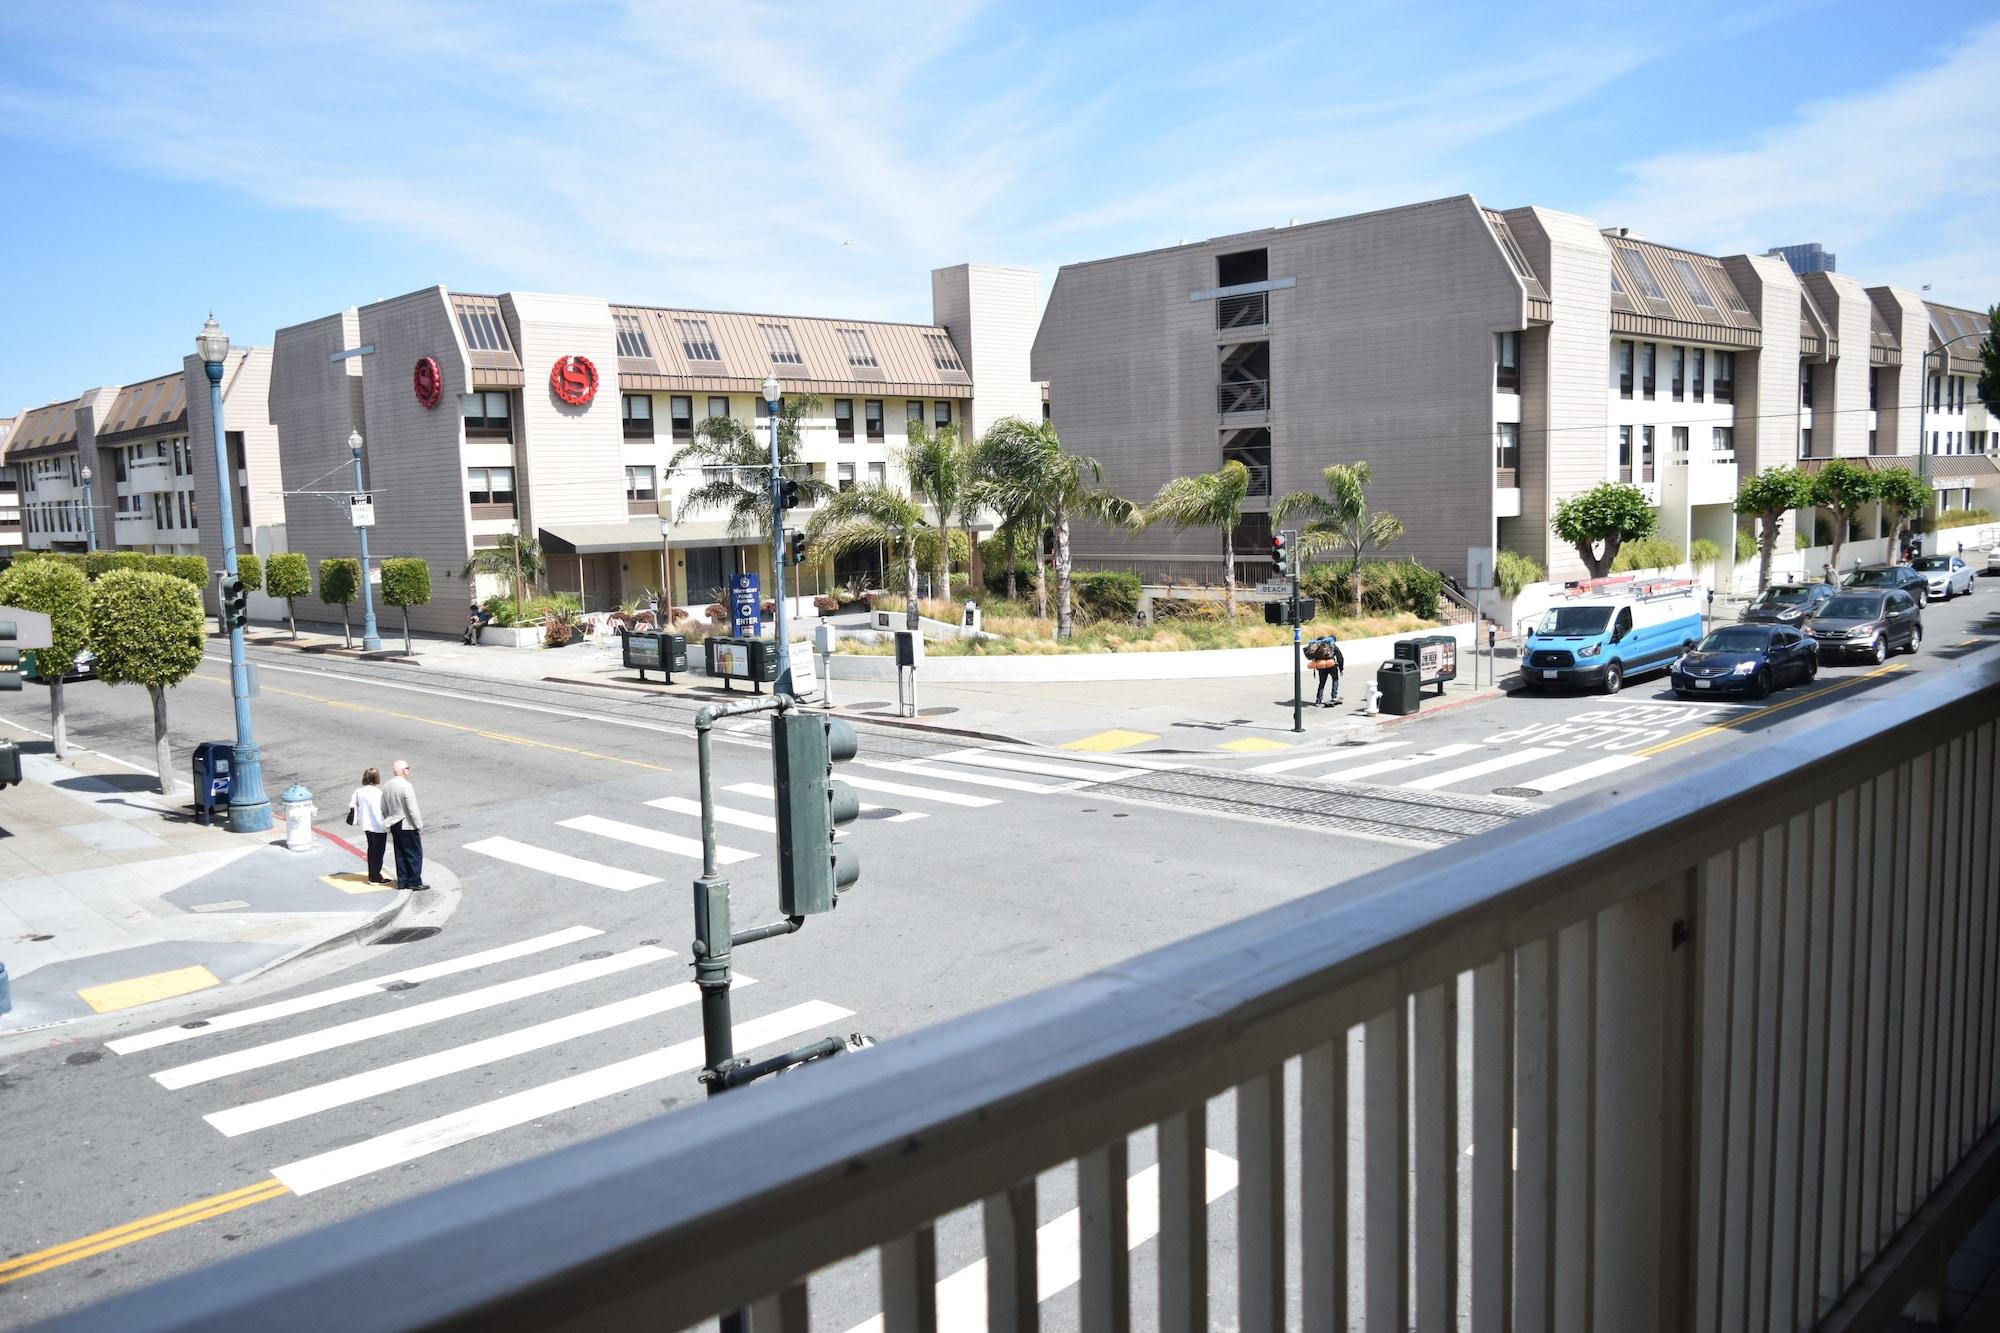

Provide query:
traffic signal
left=219, top=575, right=249, bottom=631
left=0, top=620, right=19, bottom=693
left=779, top=477, right=801, bottom=510
left=789, top=531, right=807, bottom=566
left=771, top=712, right=860, bottom=915
left=1272, top=530, right=1291, bottom=575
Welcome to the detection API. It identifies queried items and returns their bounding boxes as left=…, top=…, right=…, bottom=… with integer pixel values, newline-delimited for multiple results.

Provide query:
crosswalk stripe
left=867, top=761, right=1059, bottom=795
left=152, top=947, right=674, bottom=1091
left=997, top=742, right=1184, bottom=772
left=843, top=1150, right=1241, bottom=1333
left=106, top=927, right=605, bottom=1056
left=463, top=837, right=662, bottom=891
left=558, top=815, right=757, bottom=864
left=1401, top=747, right=1563, bottom=791
left=1248, top=741, right=1406, bottom=774
left=928, top=747, right=1143, bottom=782
left=835, top=773, right=1000, bottom=807
left=1520, top=752, right=1649, bottom=793
left=270, top=999, right=852, bottom=1196
left=203, top=975, right=757, bottom=1137
left=723, top=784, right=929, bottom=822
left=1317, top=743, right=1479, bottom=783
left=646, top=796, right=776, bottom=832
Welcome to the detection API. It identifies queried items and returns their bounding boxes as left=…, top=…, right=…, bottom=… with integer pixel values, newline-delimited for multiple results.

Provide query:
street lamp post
left=197, top=315, right=272, bottom=833
left=80, top=464, right=96, bottom=552
left=349, top=431, right=384, bottom=652
left=762, top=375, right=793, bottom=695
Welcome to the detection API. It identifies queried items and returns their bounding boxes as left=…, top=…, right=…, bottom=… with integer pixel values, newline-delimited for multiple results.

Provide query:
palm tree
left=461, top=531, right=545, bottom=607
left=806, top=484, right=937, bottom=629
left=980, top=418, right=1134, bottom=638
left=669, top=393, right=832, bottom=546
left=1139, top=460, right=1252, bottom=622
left=901, top=420, right=970, bottom=601
left=1273, top=461, right=1405, bottom=617
left=973, top=423, right=1047, bottom=605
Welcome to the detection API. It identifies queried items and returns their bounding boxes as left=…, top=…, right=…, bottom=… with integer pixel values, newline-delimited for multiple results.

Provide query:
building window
left=467, top=466, right=517, bottom=509
left=464, top=390, right=513, bottom=439
left=837, top=462, right=856, bottom=492
left=1691, top=348, right=1705, bottom=403
left=1494, top=422, right=1519, bottom=475
left=1617, top=426, right=1633, bottom=481
left=837, top=328, right=878, bottom=369
left=707, top=395, right=730, bottom=419
left=114, top=451, right=126, bottom=482
left=1619, top=250, right=1667, bottom=302
left=865, top=400, right=884, bottom=440
left=622, top=393, right=654, bottom=439
left=1672, top=426, right=1689, bottom=456
left=625, top=466, right=657, bottom=502
left=1931, top=431, right=1939, bottom=455
left=867, top=461, right=886, bottom=486
left=1221, top=427, right=1272, bottom=497
left=754, top=396, right=785, bottom=420
left=1495, top=332, right=1520, bottom=393
left=1640, top=343, right=1656, bottom=399
left=1800, top=364, right=1813, bottom=410
left=455, top=303, right=511, bottom=352
left=934, top=401, right=952, bottom=429
left=925, top=333, right=963, bottom=372
left=1930, top=375, right=1941, bottom=412
left=1801, top=428, right=1814, bottom=457
left=1618, top=340, right=1634, bottom=398
left=759, top=323, right=803, bottom=365
left=177, top=491, right=188, bottom=528
left=676, top=319, right=721, bottom=362
left=613, top=313, right=652, bottom=359
left=1713, top=427, right=1734, bottom=456
left=1869, top=428, right=1879, bottom=453
left=1868, top=371, right=1879, bottom=412
left=1713, top=351, right=1734, bottom=405
left=1669, top=257, right=1716, bottom=309
left=670, top=395, right=694, bottom=441
left=173, top=442, right=185, bottom=477
left=1641, top=425, right=1655, bottom=480
left=835, top=399, right=854, bottom=442
left=907, top=400, right=924, bottom=422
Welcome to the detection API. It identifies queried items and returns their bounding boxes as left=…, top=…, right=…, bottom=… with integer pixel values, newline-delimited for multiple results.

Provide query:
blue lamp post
left=197, top=315, right=272, bottom=833
left=348, top=430, right=384, bottom=652
left=80, top=463, right=97, bottom=552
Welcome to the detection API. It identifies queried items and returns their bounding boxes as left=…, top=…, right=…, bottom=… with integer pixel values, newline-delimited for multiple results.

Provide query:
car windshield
left=1757, top=586, right=1811, bottom=604
left=1698, top=628, right=1770, bottom=652
left=1536, top=606, right=1612, bottom=635
left=1822, top=595, right=1883, bottom=619
left=1912, top=557, right=1950, bottom=571
left=1844, top=569, right=1899, bottom=587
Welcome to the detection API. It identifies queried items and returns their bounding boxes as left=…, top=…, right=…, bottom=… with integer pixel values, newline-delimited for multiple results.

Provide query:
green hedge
left=1689, top=538, right=1723, bottom=567
left=146, top=554, right=209, bottom=585
left=978, top=533, right=1038, bottom=595
left=1494, top=550, right=1546, bottom=599
left=380, top=558, right=432, bottom=608
left=265, top=552, right=309, bottom=600
left=1610, top=537, right=1684, bottom=573
left=1736, top=529, right=1758, bottom=562
left=234, top=553, right=263, bottom=593
left=1072, top=570, right=1141, bottom=620
left=1299, top=559, right=1444, bottom=618
left=317, top=557, right=359, bottom=606
left=84, top=551, right=145, bottom=578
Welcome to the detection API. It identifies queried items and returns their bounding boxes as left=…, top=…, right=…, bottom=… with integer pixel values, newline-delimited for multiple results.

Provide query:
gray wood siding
left=1803, top=272, right=1874, bottom=456
left=504, top=292, right=624, bottom=539
left=1514, top=208, right=1612, bottom=583
left=1722, top=255, right=1803, bottom=481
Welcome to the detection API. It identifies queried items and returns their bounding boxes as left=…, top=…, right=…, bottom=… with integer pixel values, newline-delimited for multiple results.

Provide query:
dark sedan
left=1843, top=563, right=1929, bottom=604
left=1805, top=589, right=1923, bottom=663
left=1740, top=581, right=1836, bottom=626
left=1671, top=624, right=1817, bottom=699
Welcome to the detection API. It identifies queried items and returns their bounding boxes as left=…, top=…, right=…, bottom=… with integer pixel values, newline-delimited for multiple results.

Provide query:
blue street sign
left=730, top=573, right=762, bottom=637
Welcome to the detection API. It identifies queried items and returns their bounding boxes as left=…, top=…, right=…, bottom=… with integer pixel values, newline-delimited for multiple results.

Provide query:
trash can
left=1377, top=660, right=1421, bottom=716
left=192, top=741, right=234, bottom=826
left=281, top=782, right=317, bottom=852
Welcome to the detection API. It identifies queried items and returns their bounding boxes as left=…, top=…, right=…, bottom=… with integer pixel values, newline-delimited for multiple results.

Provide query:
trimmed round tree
left=1810, top=460, right=1878, bottom=572
left=379, top=558, right=432, bottom=654
left=88, top=570, right=205, bottom=794
left=0, top=558, right=91, bottom=757
left=1552, top=483, right=1658, bottom=579
left=318, top=557, right=360, bottom=648
left=1874, top=466, right=1930, bottom=562
left=234, top=553, right=264, bottom=594
left=266, top=552, right=309, bottom=639
left=1734, top=466, right=1811, bottom=591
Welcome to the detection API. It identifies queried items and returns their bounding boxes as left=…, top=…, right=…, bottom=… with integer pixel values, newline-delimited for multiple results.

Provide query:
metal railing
left=1217, top=291, right=1268, bottom=331
left=1218, top=378, right=1269, bottom=414
left=47, top=657, right=2000, bottom=1333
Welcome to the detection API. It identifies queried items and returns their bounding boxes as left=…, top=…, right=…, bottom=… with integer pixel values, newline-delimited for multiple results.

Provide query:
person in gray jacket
left=379, top=758, right=430, bottom=890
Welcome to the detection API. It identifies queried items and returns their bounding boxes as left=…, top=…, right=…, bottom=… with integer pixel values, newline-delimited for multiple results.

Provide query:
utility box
left=1394, top=635, right=1458, bottom=695
left=1376, top=661, right=1421, bottom=716
left=192, top=741, right=234, bottom=825
left=622, top=630, right=687, bottom=683
left=706, top=637, right=778, bottom=692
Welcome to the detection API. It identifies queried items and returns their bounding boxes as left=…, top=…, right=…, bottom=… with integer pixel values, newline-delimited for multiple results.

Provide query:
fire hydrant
left=281, top=782, right=317, bottom=852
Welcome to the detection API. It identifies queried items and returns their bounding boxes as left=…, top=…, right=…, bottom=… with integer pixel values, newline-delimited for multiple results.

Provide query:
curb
left=1371, top=684, right=1512, bottom=727
left=540, top=672, right=1034, bottom=745
left=233, top=829, right=416, bottom=983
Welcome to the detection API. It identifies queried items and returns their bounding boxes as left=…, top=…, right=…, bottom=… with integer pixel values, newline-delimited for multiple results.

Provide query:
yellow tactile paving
left=1060, top=729, right=1158, bottom=752
left=77, top=965, right=220, bottom=1014
left=1218, top=737, right=1292, bottom=753
left=321, top=872, right=389, bottom=895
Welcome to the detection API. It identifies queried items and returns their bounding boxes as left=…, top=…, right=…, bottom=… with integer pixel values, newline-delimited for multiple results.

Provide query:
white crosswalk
left=110, top=925, right=856, bottom=1201
left=1247, top=741, right=1654, bottom=798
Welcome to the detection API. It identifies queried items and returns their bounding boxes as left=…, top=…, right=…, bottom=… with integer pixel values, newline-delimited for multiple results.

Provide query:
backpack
left=1305, top=640, right=1335, bottom=662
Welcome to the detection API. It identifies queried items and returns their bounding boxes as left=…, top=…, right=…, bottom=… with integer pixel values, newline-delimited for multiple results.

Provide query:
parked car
left=1805, top=590, right=1922, bottom=663
left=1671, top=624, right=1817, bottom=699
left=1988, top=545, right=2000, bottom=574
left=1910, top=554, right=1976, bottom=600
left=1842, top=563, right=1929, bottom=604
left=1739, top=580, right=1836, bottom=626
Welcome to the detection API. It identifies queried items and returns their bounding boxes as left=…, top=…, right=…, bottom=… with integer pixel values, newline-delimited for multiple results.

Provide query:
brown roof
left=1927, top=454, right=2000, bottom=482
left=1926, top=301, right=1992, bottom=373
left=1606, top=235, right=1759, bottom=347
left=1866, top=296, right=1903, bottom=364
left=1482, top=209, right=1549, bottom=306
left=1799, top=289, right=1831, bottom=358
left=606, top=304, right=971, bottom=398
left=95, top=369, right=190, bottom=442
left=3, top=398, right=80, bottom=457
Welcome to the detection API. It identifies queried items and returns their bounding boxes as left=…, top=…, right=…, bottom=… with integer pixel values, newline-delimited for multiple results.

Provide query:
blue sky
left=2, top=0, right=1995, bottom=413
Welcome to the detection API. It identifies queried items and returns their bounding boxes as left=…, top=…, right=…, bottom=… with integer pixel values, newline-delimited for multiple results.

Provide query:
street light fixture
left=349, top=430, right=384, bottom=652
left=79, top=463, right=96, bottom=552
left=761, top=374, right=794, bottom=696
left=197, top=314, right=272, bottom=832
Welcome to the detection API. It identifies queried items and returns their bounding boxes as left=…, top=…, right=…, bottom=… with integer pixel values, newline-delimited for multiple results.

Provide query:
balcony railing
left=1218, top=378, right=1269, bottom=414
left=1216, top=291, right=1268, bottom=331
left=49, top=656, right=2000, bottom=1333
left=1495, top=466, right=1519, bottom=488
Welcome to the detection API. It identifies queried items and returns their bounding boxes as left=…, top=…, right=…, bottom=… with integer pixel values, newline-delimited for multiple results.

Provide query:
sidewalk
left=0, top=737, right=411, bottom=1035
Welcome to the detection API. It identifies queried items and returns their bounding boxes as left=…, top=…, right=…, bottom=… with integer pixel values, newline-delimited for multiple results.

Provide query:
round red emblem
left=550, top=355, right=599, bottom=407
left=412, top=356, right=442, bottom=409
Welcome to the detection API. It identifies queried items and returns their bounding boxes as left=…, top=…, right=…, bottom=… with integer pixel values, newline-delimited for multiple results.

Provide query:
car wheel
left=1905, top=624, right=1922, bottom=655
left=1602, top=662, right=1622, bottom=695
left=1805, top=657, right=1819, bottom=682
left=1870, top=636, right=1888, bottom=665
left=1750, top=668, right=1773, bottom=700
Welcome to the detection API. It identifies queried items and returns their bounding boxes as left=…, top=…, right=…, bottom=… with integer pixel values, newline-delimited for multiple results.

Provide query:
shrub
left=813, top=594, right=840, bottom=614
left=1072, top=570, right=1141, bottom=621
left=83, top=552, right=123, bottom=579
left=87, top=570, right=205, bottom=793
left=266, top=552, right=309, bottom=637
left=1940, top=507, right=1994, bottom=528
left=318, top=557, right=360, bottom=646
left=1494, top=550, right=1546, bottom=599
left=1735, top=529, right=1758, bottom=563
left=1298, top=559, right=1443, bottom=618
left=1795, top=532, right=1811, bottom=551
left=380, top=557, right=432, bottom=653
left=143, top=554, right=208, bottom=585
left=1689, top=538, right=1723, bottom=568
left=234, top=553, right=263, bottom=593
left=1610, top=537, right=1684, bottom=573
left=0, top=558, right=91, bottom=755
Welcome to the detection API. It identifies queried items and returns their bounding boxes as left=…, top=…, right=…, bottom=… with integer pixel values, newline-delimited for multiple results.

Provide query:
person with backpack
left=1304, top=632, right=1344, bottom=706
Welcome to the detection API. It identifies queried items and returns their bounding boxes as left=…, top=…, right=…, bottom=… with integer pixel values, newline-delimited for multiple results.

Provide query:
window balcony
left=1217, top=379, right=1269, bottom=414
left=1216, top=290, right=1267, bottom=332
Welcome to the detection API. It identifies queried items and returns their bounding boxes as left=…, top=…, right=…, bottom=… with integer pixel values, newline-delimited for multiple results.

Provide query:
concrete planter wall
left=479, top=626, right=542, bottom=648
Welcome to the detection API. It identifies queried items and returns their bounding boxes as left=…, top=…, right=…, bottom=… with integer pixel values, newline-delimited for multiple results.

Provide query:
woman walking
left=346, top=767, right=391, bottom=885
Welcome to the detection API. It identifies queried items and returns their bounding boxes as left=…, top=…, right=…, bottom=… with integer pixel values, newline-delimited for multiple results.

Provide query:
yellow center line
left=1635, top=662, right=1905, bottom=758
left=0, top=1179, right=290, bottom=1285
left=187, top=674, right=673, bottom=773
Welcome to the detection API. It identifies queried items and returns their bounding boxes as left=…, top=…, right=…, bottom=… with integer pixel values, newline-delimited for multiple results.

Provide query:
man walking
left=380, top=758, right=430, bottom=891
left=1304, top=631, right=1344, bottom=706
